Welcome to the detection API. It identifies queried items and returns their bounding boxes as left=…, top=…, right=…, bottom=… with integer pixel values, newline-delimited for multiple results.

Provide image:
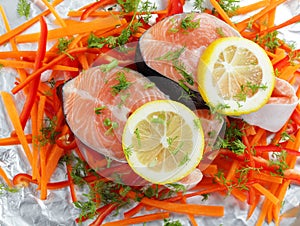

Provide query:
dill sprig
left=17, top=0, right=31, bottom=19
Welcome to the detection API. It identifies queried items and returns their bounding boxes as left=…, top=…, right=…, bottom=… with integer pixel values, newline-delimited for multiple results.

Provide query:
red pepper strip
left=273, top=49, right=300, bottom=71
left=75, top=204, right=107, bottom=223
left=89, top=203, right=119, bottom=226
left=254, top=145, right=300, bottom=157
left=12, top=173, right=70, bottom=189
left=123, top=203, right=144, bottom=219
left=80, top=0, right=117, bottom=20
left=56, top=134, right=77, bottom=150
left=19, top=16, right=48, bottom=129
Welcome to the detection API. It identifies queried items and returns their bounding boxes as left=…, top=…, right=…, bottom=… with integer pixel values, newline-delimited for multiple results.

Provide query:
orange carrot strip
left=0, top=0, right=63, bottom=45
left=252, top=171, right=283, bottom=184
left=37, top=95, right=47, bottom=200
left=67, top=9, right=168, bottom=18
left=41, top=0, right=66, bottom=27
left=182, top=196, right=198, bottom=226
left=209, top=0, right=238, bottom=30
left=0, top=92, right=33, bottom=166
left=235, top=0, right=266, bottom=15
left=15, top=17, right=124, bottom=43
left=235, top=0, right=286, bottom=32
left=0, top=135, right=32, bottom=145
left=0, top=59, right=78, bottom=71
left=0, top=167, right=13, bottom=187
left=268, top=0, right=277, bottom=28
left=126, top=191, right=224, bottom=217
left=248, top=14, right=300, bottom=39
left=30, top=101, right=39, bottom=181
left=252, top=183, right=279, bottom=205
left=278, top=64, right=300, bottom=81
left=250, top=127, right=266, bottom=146
left=0, top=51, right=58, bottom=59
left=202, top=164, right=218, bottom=175
left=226, top=160, right=239, bottom=181
left=102, top=212, right=170, bottom=226
left=247, top=195, right=261, bottom=220
left=273, top=180, right=290, bottom=223
left=11, top=47, right=90, bottom=94
left=231, top=188, right=248, bottom=202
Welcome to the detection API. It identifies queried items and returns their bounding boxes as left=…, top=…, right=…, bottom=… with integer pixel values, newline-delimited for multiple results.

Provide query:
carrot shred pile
left=0, top=0, right=299, bottom=225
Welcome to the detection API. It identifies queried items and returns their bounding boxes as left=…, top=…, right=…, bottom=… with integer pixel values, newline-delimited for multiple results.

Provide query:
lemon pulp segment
left=198, top=37, right=275, bottom=116
left=122, top=100, right=204, bottom=184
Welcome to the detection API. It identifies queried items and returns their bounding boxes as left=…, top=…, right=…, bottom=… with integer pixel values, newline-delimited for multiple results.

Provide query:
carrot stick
left=247, top=194, right=260, bottom=220
left=126, top=191, right=224, bottom=217
left=80, top=0, right=117, bottom=20
left=250, top=127, right=266, bottom=146
left=0, top=59, right=79, bottom=71
left=41, top=0, right=66, bottom=27
left=252, top=172, right=283, bottom=184
left=30, top=101, right=39, bottom=181
left=0, top=167, right=13, bottom=187
left=248, top=14, right=300, bottom=39
left=0, top=0, right=63, bottom=45
left=235, top=0, right=286, bottom=32
left=0, top=135, right=32, bottom=146
left=102, top=212, right=170, bottom=226
left=11, top=47, right=89, bottom=94
left=209, top=0, right=238, bottom=30
left=235, top=0, right=266, bottom=15
left=278, top=64, right=300, bottom=81
left=0, top=92, right=33, bottom=166
left=252, top=183, right=279, bottom=205
left=15, top=17, right=124, bottom=43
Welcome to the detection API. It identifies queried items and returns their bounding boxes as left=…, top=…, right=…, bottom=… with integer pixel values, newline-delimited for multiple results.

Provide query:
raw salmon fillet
left=62, top=66, right=167, bottom=161
left=138, top=12, right=240, bottom=91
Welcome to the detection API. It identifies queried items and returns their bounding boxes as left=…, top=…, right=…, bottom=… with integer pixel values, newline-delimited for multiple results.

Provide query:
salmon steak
left=62, top=66, right=167, bottom=162
left=136, top=12, right=240, bottom=91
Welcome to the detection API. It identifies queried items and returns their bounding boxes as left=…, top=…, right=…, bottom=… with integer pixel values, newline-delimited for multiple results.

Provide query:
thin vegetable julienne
left=0, top=0, right=300, bottom=225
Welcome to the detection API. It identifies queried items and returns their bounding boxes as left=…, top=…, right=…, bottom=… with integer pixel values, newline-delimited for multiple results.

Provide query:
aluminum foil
left=0, top=0, right=300, bottom=225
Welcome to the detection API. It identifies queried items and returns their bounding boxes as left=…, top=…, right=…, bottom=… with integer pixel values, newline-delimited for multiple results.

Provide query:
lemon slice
left=122, top=100, right=204, bottom=184
left=197, top=37, right=275, bottom=116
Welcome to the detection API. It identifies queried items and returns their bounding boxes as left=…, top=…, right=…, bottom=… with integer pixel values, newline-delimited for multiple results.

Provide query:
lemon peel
left=122, top=100, right=204, bottom=185
left=197, top=37, right=275, bottom=116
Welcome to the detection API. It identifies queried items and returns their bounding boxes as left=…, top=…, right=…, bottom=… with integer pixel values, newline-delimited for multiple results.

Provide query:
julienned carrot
left=15, top=17, right=125, bottom=43
left=0, top=59, right=78, bottom=71
left=126, top=190, right=224, bottom=217
left=80, top=0, right=117, bottom=20
left=0, top=0, right=63, bottom=45
left=247, top=14, right=300, bottom=39
left=235, top=0, right=266, bottom=15
left=252, top=183, right=279, bottom=205
left=235, top=0, right=286, bottom=32
left=0, top=92, right=33, bottom=166
left=0, top=135, right=32, bottom=145
left=0, top=167, right=13, bottom=187
left=41, top=0, right=66, bottom=27
left=123, top=203, right=144, bottom=219
left=11, top=47, right=88, bottom=94
left=101, top=212, right=170, bottom=226
left=209, top=0, right=238, bottom=30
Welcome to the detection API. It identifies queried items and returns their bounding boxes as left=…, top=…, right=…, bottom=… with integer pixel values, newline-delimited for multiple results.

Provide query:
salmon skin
left=62, top=66, right=167, bottom=162
left=136, top=12, right=240, bottom=105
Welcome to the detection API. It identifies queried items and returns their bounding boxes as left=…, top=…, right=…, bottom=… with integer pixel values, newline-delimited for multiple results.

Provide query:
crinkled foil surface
left=0, top=0, right=300, bottom=225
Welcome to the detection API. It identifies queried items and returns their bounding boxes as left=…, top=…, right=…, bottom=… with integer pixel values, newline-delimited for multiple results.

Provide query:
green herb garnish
left=17, top=0, right=31, bottom=19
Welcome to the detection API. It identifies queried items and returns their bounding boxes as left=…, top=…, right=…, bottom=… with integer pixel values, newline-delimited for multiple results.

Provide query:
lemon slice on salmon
left=197, top=37, right=275, bottom=116
left=122, top=100, right=204, bottom=185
